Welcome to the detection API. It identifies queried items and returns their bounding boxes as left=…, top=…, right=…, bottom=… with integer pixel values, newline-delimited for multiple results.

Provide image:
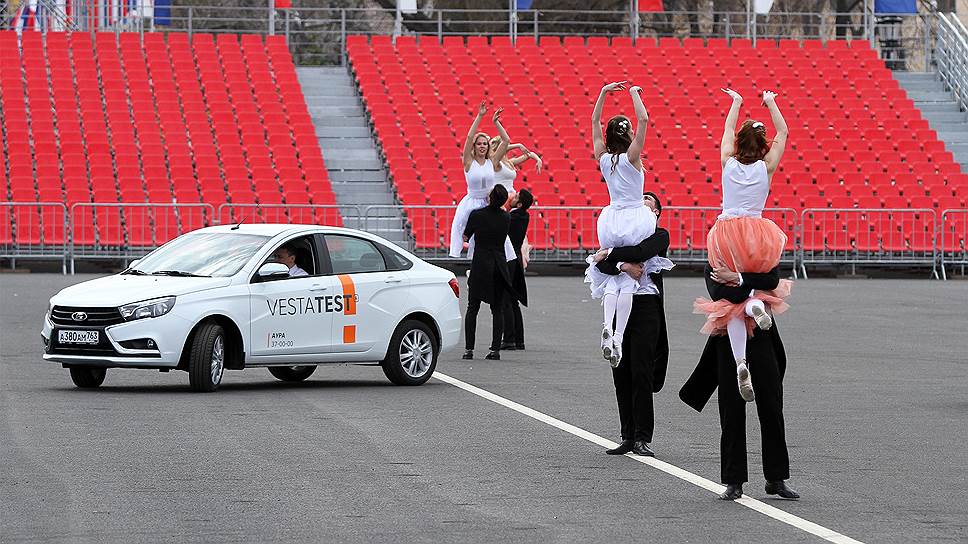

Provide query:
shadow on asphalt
left=44, top=378, right=442, bottom=395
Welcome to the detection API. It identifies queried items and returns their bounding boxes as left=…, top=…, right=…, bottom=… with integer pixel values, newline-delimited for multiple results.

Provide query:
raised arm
left=462, top=101, right=488, bottom=171
left=508, top=144, right=543, bottom=173
left=490, top=108, right=510, bottom=169
left=720, top=88, right=743, bottom=168
left=626, top=86, right=649, bottom=170
left=592, top=81, right=626, bottom=160
left=761, top=90, right=788, bottom=176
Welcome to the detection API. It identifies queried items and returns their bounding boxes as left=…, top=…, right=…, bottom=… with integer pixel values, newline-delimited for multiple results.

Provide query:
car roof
left=195, top=224, right=365, bottom=238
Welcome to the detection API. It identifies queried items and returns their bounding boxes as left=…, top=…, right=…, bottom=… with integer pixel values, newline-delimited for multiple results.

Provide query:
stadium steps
left=895, top=71, right=968, bottom=171
left=296, top=66, right=408, bottom=245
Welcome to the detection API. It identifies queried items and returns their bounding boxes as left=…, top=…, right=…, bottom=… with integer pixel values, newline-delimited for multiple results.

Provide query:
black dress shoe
left=605, top=439, right=634, bottom=455
left=631, top=440, right=654, bottom=457
left=500, top=343, right=517, bottom=351
left=515, top=344, right=525, bottom=350
left=461, top=350, right=473, bottom=360
left=484, top=351, right=500, bottom=360
left=720, top=484, right=743, bottom=500
left=765, top=480, right=800, bottom=500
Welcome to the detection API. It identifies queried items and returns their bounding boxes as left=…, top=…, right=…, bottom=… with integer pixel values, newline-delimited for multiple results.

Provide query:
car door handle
left=384, top=276, right=402, bottom=284
left=309, top=284, right=328, bottom=291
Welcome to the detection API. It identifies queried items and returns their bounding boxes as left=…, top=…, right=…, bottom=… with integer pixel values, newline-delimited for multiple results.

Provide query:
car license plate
left=58, top=330, right=100, bottom=345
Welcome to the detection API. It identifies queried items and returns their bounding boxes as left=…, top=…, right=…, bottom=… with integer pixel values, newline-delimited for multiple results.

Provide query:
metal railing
left=3, top=202, right=967, bottom=278
left=940, top=208, right=967, bottom=280
left=799, top=208, right=938, bottom=278
left=68, top=202, right=216, bottom=272
left=936, top=13, right=968, bottom=113
left=2, top=4, right=940, bottom=70
left=0, top=203, right=69, bottom=273
left=217, top=203, right=357, bottom=228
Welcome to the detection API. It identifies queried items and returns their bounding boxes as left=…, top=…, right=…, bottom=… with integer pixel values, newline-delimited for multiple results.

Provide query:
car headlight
left=119, top=296, right=176, bottom=321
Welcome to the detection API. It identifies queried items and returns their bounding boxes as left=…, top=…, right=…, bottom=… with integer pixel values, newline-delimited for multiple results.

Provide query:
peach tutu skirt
left=706, top=216, right=786, bottom=272
left=695, top=215, right=792, bottom=336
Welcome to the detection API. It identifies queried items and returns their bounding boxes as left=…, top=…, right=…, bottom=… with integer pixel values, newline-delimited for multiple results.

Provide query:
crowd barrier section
left=0, top=202, right=69, bottom=273
left=217, top=204, right=355, bottom=229
left=940, top=209, right=968, bottom=280
left=3, top=202, right=967, bottom=279
left=800, top=208, right=938, bottom=278
left=69, top=203, right=216, bottom=273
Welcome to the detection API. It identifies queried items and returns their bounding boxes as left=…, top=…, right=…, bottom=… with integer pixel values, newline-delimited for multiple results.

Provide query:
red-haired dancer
left=694, top=89, right=793, bottom=403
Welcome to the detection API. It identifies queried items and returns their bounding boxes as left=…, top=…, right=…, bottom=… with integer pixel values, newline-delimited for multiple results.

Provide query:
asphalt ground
left=1, top=273, right=966, bottom=543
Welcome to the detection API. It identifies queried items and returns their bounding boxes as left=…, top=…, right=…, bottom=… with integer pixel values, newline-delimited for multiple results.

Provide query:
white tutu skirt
left=584, top=203, right=673, bottom=298
left=448, top=193, right=516, bottom=261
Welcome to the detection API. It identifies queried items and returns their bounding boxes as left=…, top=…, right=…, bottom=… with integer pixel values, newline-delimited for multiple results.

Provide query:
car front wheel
left=188, top=322, right=225, bottom=392
left=70, top=367, right=106, bottom=388
left=268, top=365, right=317, bottom=382
left=381, top=320, right=437, bottom=386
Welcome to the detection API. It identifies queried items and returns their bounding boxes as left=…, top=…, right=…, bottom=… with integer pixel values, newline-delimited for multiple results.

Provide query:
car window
left=130, top=232, right=269, bottom=277
left=256, top=235, right=318, bottom=281
left=324, top=235, right=387, bottom=274
left=379, top=244, right=413, bottom=271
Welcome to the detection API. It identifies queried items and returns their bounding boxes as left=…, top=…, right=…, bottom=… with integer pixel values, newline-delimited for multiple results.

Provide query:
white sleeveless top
left=599, top=153, right=644, bottom=209
left=494, top=162, right=516, bottom=191
left=721, top=157, right=769, bottom=218
left=465, top=159, right=494, bottom=199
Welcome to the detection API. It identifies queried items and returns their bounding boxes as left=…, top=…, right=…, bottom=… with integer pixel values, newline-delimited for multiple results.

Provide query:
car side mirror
left=258, top=263, right=290, bottom=279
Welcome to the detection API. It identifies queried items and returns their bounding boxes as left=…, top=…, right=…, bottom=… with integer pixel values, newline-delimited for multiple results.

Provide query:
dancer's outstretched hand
left=629, top=85, right=643, bottom=94
left=602, top=81, right=628, bottom=93
left=721, top=88, right=743, bottom=102
left=762, top=90, right=778, bottom=104
left=477, top=101, right=488, bottom=116
left=492, top=107, right=504, bottom=124
left=534, top=157, right=543, bottom=173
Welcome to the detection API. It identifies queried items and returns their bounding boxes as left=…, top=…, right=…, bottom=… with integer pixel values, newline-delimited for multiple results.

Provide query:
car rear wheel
left=69, top=367, right=106, bottom=388
left=188, top=322, right=225, bottom=392
left=268, top=365, right=317, bottom=382
left=381, top=320, right=437, bottom=386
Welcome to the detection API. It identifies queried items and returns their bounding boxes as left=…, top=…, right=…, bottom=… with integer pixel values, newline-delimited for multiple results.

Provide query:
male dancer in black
left=593, top=192, right=670, bottom=457
left=679, top=264, right=800, bottom=500
left=502, top=189, right=533, bottom=351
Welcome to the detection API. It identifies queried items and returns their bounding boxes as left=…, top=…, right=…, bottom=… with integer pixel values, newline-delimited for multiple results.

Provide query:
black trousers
left=611, top=295, right=660, bottom=442
left=465, top=288, right=504, bottom=352
left=501, top=294, right=524, bottom=346
left=716, top=332, right=790, bottom=484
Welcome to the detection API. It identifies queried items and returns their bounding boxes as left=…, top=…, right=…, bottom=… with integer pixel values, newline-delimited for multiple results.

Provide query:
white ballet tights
left=726, top=298, right=768, bottom=363
left=602, top=292, right=634, bottom=343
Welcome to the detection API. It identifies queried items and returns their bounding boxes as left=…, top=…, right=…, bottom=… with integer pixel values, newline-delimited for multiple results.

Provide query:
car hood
left=51, top=275, right=233, bottom=307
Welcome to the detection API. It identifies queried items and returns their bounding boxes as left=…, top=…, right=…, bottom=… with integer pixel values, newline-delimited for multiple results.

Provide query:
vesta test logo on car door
left=264, top=274, right=359, bottom=345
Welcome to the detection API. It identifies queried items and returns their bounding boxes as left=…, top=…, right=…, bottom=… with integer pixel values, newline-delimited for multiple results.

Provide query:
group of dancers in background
left=449, top=81, right=799, bottom=500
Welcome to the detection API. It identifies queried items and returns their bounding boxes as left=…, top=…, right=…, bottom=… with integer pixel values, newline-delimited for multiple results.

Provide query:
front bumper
left=41, top=312, right=190, bottom=368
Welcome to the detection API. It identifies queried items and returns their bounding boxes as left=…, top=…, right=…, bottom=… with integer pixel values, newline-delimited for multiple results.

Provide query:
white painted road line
left=433, top=371, right=865, bottom=544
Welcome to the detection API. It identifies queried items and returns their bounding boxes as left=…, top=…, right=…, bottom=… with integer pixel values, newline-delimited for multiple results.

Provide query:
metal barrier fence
left=69, top=203, right=216, bottom=272
left=217, top=203, right=358, bottom=229
left=799, top=208, right=938, bottom=278
left=940, top=208, right=968, bottom=280
left=1, top=4, right=940, bottom=70
left=0, top=202, right=69, bottom=273
left=3, top=202, right=967, bottom=278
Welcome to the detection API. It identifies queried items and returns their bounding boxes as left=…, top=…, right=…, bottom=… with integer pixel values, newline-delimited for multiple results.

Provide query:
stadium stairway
left=895, top=71, right=968, bottom=171
left=296, top=66, right=408, bottom=245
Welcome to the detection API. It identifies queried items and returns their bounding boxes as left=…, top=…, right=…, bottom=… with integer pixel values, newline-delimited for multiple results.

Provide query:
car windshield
left=128, top=232, right=270, bottom=278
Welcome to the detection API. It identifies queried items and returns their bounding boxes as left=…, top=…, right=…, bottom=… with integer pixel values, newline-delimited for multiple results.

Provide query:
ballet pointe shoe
left=736, top=359, right=755, bottom=402
left=609, top=336, right=623, bottom=368
left=749, top=302, right=773, bottom=330
left=601, top=326, right=613, bottom=362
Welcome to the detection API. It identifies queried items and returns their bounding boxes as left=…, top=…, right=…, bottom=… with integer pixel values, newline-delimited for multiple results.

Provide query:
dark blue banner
left=154, top=0, right=172, bottom=25
left=874, top=0, right=917, bottom=13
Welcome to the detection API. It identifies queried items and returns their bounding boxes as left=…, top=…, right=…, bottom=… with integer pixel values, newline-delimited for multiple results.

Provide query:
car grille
left=51, top=306, right=124, bottom=327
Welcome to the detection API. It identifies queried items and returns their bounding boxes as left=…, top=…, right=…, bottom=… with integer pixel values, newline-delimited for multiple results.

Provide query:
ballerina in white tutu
left=449, top=101, right=515, bottom=261
left=584, top=82, right=674, bottom=367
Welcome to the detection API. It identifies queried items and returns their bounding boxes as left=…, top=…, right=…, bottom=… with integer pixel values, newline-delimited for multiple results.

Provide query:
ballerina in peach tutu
left=694, top=88, right=792, bottom=403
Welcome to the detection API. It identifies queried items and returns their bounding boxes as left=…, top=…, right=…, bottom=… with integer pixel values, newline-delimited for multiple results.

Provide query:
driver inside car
left=272, top=245, right=308, bottom=277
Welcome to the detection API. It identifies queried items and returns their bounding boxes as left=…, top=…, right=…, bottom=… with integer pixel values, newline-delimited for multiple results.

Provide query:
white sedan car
left=41, top=224, right=462, bottom=391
